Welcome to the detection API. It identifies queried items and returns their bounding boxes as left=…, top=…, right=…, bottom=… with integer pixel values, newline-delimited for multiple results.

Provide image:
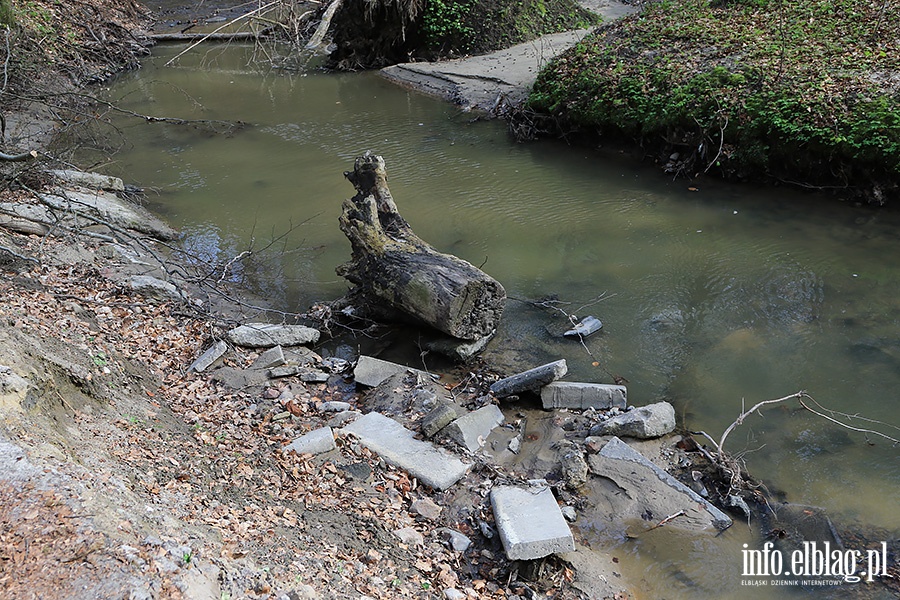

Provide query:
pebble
left=318, top=401, right=351, bottom=412
left=410, top=498, right=442, bottom=520
left=561, top=506, right=577, bottom=522
left=443, top=589, right=466, bottom=600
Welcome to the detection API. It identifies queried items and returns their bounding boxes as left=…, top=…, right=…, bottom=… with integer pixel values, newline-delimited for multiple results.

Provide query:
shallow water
left=97, top=43, right=899, bottom=598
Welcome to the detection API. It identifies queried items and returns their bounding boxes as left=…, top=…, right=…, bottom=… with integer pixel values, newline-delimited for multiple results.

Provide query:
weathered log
left=337, top=153, right=506, bottom=340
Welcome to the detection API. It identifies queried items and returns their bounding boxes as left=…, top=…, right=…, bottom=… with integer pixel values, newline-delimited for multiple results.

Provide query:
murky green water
left=98, top=43, right=898, bottom=598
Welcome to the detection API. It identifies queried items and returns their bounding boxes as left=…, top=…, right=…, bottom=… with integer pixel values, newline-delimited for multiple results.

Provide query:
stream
left=93, top=42, right=899, bottom=599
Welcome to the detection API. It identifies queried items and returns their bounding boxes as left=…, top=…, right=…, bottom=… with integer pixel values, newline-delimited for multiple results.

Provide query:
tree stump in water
left=337, top=153, right=506, bottom=340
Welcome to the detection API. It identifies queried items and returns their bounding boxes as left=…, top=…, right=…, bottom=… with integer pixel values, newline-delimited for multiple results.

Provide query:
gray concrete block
left=592, top=401, right=675, bottom=439
left=443, top=404, right=504, bottom=452
left=227, top=324, right=320, bottom=348
left=491, top=485, right=575, bottom=560
left=342, top=412, right=469, bottom=490
left=252, top=345, right=286, bottom=370
left=589, top=437, right=732, bottom=530
left=283, top=427, right=335, bottom=456
left=541, top=382, right=626, bottom=410
left=188, top=340, right=228, bottom=373
left=490, top=359, right=567, bottom=397
left=353, top=355, right=434, bottom=388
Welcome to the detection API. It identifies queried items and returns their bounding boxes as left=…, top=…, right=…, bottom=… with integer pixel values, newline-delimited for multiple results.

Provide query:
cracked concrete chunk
left=592, top=401, right=675, bottom=439
left=588, top=437, right=732, bottom=531
left=490, top=359, right=567, bottom=398
left=283, top=427, right=336, bottom=456
left=342, top=412, right=469, bottom=490
left=188, top=341, right=228, bottom=373
left=491, top=485, right=574, bottom=560
left=227, top=324, right=320, bottom=348
left=353, top=355, right=434, bottom=387
left=443, top=404, right=504, bottom=452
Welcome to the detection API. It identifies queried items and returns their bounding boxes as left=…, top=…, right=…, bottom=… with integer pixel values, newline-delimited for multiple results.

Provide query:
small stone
left=507, top=436, right=521, bottom=454
left=298, top=368, right=329, bottom=383
left=443, top=589, right=466, bottom=600
left=263, top=388, right=281, bottom=399
left=561, top=506, right=577, bottom=522
left=438, top=528, right=471, bottom=552
left=479, top=522, right=495, bottom=539
left=393, top=527, right=424, bottom=546
left=252, top=345, right=286, bottom=370
left=339, top=462, right=372, bottom=482
left=283, top=427, right=335, bottom=456
left=410, top=498, right=442, bottom=520
left=327, top=410, right=361, bottom=428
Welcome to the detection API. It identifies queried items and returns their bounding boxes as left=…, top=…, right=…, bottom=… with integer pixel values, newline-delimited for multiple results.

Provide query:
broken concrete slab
left=342, top=412, right=469, bottom=491
left=491, top=485, right=575, bottom=560
left=541, top=382, right=626, bottom=410
left=490, top=359, right=567, bottom=398
left=268, top=366, right=299, bottom=379
left=353, top=355, right=435, bottom=387
left=252, top=346, right=286, bottom=370
left=283, top=427, right=335, bottom=456
left=443, top=404, right=504, bottom=452
left=227, top=324, right=320, bottom=348
left=40, top=188, right=176, bottom=240
left=283, top=346, right=321, bottom=367
left=128, top=275, right=181, bottom=302
left=188, top=341, right=228, bottom=373
left=591, top=401, right=675, bottom=439
left=210, top=366, right=269, bottom=390
left=50, top=169, right=125, bottom=192
left=588, top=437, right=732, bottom=531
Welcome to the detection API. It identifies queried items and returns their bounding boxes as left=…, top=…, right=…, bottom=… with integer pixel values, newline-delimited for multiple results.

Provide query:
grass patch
left=528, top=0, right=900, bottom=203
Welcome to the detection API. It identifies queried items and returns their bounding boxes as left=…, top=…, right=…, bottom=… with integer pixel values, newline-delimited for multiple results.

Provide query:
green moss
left=0, top=0, right=14, bottom=27
left=527, top=0, right=900, bottom=199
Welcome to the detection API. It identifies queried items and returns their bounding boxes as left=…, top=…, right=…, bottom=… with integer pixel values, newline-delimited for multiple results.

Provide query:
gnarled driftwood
left=337, top=153, right=506, bottom=340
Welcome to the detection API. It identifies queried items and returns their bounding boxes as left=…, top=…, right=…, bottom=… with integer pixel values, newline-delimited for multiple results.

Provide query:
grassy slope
left=528, top=0, right=900, bottom=203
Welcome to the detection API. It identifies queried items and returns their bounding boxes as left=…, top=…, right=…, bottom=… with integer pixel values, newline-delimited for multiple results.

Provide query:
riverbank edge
left=377, top=0, right=899, bottom=205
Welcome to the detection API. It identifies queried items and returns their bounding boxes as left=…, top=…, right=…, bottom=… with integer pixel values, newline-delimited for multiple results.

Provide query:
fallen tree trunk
left=337, top=153, right=506, bottom=340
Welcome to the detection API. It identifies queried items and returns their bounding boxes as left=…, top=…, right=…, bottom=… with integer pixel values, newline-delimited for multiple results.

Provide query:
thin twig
left=164, top=0, right=283, bottom=67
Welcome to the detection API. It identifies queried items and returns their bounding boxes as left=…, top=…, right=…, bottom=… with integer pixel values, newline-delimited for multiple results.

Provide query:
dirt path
left=379, top=0, right=637, bottom=113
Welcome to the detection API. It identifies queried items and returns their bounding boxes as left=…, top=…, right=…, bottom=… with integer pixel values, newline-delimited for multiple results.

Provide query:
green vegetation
left=422, top=0, right=599, bottom=55
left=528, top=0, right=900, bottom=202
left=0, top=0, right=14, bottom=27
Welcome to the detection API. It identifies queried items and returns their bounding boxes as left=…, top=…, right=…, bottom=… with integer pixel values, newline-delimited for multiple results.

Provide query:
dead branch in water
left=693, top=390, right=900, bottom=494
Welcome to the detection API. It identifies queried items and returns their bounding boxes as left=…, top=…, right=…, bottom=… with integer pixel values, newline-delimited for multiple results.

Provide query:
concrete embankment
left=380, top=0, right=637, bottom=113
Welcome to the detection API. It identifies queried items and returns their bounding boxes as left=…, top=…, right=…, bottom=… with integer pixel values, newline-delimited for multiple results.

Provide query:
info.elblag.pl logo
left=741, top=541, right=890, bottom=587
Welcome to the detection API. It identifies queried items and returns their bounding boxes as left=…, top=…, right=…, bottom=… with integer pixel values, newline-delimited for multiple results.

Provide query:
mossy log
left=337, top=153, right=506, bottom=340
